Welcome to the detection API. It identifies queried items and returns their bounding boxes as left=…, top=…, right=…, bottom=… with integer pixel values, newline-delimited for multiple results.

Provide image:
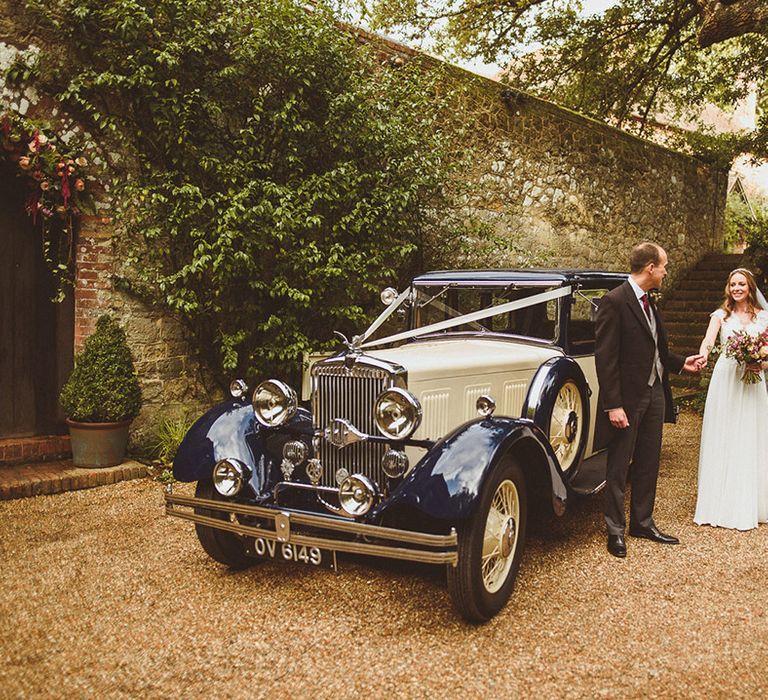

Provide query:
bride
left=694, top=268, right=768, bottom=530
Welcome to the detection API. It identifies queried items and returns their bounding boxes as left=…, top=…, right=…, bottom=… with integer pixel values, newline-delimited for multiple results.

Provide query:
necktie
left=641, top=293, right=652, bottom=321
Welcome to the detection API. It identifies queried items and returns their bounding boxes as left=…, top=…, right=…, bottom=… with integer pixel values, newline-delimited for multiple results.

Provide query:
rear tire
left=447, top=457, right=527, bottom=622
left=194, top=480, right=254, bottom=570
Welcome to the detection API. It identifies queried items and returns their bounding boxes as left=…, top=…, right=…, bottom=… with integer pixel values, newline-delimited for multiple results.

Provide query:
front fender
left=375, top=417, right=567, bottom=522
left=172, top=400, right=313, bottom=488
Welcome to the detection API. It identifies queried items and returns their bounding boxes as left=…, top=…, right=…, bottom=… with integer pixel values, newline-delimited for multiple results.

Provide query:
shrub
left=18, top=0, right=480, bottom=387
left=59, top=315, right=142, bottom=422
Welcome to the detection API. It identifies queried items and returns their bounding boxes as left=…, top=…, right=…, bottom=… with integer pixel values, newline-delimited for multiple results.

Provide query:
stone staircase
left=662, top=252, right=745, bottom=395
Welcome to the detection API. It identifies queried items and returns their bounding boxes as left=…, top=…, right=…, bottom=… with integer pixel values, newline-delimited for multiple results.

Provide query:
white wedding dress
left=694, top=308, right=768, bottom=530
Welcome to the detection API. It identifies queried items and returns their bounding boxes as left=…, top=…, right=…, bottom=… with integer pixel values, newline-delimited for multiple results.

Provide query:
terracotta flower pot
left=66, top=418, right=131, bottom=468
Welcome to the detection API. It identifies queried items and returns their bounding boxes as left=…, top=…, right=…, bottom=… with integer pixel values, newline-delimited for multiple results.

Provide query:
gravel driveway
left=1, top=410, right=766, bottom=699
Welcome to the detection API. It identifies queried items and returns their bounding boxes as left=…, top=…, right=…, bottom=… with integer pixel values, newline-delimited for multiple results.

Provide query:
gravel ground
left=1, top=409, right=767, bottom=699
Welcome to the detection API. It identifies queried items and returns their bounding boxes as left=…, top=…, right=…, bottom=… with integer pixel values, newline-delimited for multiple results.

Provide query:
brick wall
left=74, top=215, right=115, bottom=349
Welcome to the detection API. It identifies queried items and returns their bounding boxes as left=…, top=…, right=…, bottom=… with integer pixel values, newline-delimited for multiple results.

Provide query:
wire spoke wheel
left=480, top=480, right=520, bottom=593
left=549, top=380, right=584, bottom=471
left=448, top=458, right=527, bottom=623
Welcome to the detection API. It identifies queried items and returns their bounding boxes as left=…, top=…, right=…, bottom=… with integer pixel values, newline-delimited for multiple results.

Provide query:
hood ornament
left=334, top=331, right=364, bottom=369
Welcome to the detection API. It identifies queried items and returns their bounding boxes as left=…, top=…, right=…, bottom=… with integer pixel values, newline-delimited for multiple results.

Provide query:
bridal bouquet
left=723, top=328, right=768, bottom=384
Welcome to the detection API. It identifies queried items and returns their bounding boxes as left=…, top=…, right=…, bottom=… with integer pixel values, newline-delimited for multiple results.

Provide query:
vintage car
left=165, top=269, right=627, bottom=622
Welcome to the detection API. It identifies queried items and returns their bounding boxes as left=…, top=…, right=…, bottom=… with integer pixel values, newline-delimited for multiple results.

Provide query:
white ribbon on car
left=361, top=285, right=572, bottom=349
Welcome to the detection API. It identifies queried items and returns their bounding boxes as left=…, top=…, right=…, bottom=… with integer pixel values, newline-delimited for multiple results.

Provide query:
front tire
left=447, top=457, right=528, bottom=623
left=194, top=480, right=254, bottom=570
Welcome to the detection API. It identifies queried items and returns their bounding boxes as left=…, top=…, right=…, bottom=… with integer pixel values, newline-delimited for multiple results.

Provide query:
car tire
left=447, top=456, right=527, bottom=623
left=193, top=480, right=254, bottom=570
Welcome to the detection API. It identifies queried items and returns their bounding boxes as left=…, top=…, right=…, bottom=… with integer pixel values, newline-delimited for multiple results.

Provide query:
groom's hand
left=683, top=354, right=705, bottom=373
left=608, top=407, right=629, bottom=429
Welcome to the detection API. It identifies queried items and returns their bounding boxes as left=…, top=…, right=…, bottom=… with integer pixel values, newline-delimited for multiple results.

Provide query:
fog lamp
left=229, top=378, right=249, bottom=399
left=212, top=458, right=250, bottom=497
left=338, top=474, right=377, bottom=517
left=374, top=388, right=422, bottom=440
left=382, top=449, right=409, bottom=479
left=252, top=379, right=298, bottom=427
left=283, top=440, right=308, bottom=465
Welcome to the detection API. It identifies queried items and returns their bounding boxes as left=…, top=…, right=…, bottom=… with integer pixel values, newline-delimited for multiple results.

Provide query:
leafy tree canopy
left=10, top=0, right=481, bottom=386
left=353, top=0, right=768, bottom=160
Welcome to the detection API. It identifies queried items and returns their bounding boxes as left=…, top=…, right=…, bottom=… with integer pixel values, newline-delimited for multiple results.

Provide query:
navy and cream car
left=166, top=269, right=626, bottom=622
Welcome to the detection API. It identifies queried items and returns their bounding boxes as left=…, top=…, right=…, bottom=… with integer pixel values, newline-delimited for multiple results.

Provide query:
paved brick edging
left=0, top=460, right=147, bottom=500
left=0, top=435, right=72, bottom=464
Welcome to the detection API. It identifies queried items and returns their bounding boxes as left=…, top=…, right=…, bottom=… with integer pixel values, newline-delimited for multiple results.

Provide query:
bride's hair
left=721, top=268, right=760, bottom=320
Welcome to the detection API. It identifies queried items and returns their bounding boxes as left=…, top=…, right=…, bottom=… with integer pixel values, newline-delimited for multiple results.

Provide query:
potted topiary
left=59, top=314, right=142, bottom=467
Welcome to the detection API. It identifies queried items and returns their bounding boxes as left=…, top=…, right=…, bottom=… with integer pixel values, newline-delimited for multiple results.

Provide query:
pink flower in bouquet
left=725, top=328, right=768, bottom=384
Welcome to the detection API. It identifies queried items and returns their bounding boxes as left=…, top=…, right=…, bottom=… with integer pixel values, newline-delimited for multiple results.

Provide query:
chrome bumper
left=165, top=490, right=458, bottom=566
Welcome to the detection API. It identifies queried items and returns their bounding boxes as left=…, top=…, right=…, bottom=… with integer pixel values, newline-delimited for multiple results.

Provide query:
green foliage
left=355, top=0, right=768, bottom=161
left=724, top=191, right=755, bottom=249
left=744, top=206, right=768, bottom=288
left=59, top=315, right=142, bottom=422
left=149, top=413, right=195, bottom=466
left=21, top=0, right=477, bottom=386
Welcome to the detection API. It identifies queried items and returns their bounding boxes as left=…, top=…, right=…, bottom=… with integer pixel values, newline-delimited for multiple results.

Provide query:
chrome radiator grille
left=311, top=361, right=397, bottom=488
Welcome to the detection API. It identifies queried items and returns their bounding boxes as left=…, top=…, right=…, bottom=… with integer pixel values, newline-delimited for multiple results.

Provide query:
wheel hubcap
left=549, top=381, right=583, bottom=471
left=481, top=479, right=520, bottom=594
left=499, top=517, right=516, bottom=558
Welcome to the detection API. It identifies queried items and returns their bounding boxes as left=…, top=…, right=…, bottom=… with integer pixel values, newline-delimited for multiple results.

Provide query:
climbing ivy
left=16, top=0, right=478, bottom=385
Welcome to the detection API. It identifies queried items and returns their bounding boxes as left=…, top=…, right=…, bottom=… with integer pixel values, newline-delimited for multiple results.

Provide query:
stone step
left=663, top=311, right=717, bottom=323
left=683, top=269, right=731, bottom=282
left=669, top=340, right=703, bottom=354
left=694, top=254, right=744, bottom=267
left=665, top=321, right=709, bottom=335
left=661, top=298, right=720, bottom=318
left=673, top=280, right=732, bottom=292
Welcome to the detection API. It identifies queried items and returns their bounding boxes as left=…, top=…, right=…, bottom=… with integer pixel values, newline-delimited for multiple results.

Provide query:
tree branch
left=695, top=0, right=768, bottom=48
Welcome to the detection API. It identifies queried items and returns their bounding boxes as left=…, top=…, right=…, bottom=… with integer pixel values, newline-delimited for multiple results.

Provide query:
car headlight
left=252, top=379, right=298, bottom=427
left=212, top=458, right=250, bottom=497
left=374, top=387, right=422, bottom=440
left=338, top=474, right=377, bottom=516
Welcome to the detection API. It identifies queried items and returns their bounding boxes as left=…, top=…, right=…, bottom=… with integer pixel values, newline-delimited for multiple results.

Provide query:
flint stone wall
left=465, top=82, right=727, bottom=288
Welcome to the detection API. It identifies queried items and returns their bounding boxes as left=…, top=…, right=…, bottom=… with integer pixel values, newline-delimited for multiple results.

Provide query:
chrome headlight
left=374, top=387, right=422, bottom=440
left=229, top=378, right=248, bottom=399
left=252, top=379, right=298, bottom=427
left=212, top=458, right=250, bottom=497
left=339, top=474, right=377, bottom=516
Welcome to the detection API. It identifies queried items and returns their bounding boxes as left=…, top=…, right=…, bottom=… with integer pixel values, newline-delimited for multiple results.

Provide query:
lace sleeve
left=711, top=308, right=726, bottom=320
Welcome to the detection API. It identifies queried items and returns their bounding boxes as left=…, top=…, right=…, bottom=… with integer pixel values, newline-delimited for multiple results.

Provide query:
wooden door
left=0, top=165, right=74, bottom=437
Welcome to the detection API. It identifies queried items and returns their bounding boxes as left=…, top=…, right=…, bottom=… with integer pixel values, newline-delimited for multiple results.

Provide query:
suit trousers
left=604, top=379, right=665, bottom=535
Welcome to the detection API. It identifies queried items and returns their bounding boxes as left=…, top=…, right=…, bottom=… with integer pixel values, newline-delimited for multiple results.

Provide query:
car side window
left=568, top=289, right=608, bottom=354
left=488, top=290, right=558, bottom=341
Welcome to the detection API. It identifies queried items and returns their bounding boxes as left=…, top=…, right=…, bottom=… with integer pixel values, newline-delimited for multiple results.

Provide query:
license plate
left=245, top=536, right=337, bottom=571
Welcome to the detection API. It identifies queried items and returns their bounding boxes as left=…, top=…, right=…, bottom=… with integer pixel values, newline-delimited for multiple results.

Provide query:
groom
left=595, top=242, right=704, bottom=558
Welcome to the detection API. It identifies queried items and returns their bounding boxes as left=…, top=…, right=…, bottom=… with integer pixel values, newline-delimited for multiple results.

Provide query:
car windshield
left=412, top=284, right=559, bottom=341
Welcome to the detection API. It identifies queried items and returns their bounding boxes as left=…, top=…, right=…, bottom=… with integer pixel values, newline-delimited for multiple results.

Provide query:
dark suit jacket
left=594, top=280, right=684, bottom=424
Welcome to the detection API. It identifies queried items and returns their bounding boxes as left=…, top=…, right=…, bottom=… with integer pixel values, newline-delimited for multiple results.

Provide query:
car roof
left=412, top=269, right=628, bottom=285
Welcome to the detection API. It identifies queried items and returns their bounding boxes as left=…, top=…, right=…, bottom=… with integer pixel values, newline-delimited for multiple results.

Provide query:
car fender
left=375, top=417, right=567, bottom=522
left=521, top=356, right=590, bottom=469
left=172, top=400, right=313, bottom=489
